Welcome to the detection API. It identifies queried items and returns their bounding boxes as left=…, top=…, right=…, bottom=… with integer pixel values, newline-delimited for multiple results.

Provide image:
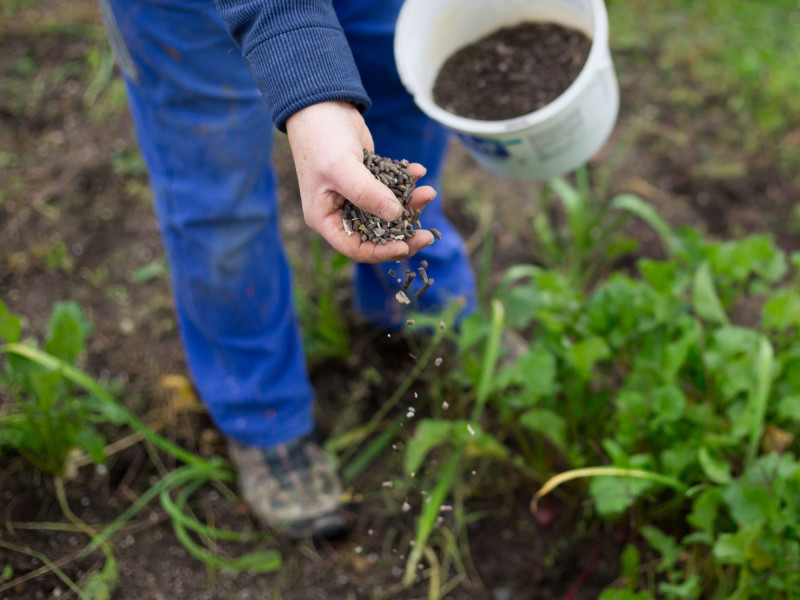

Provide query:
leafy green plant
left=377, top=199, right=800, bottom=596
left=490, top=215, right=800, bottom=597
left=0, top=298, right=282, bottom=597
left=528, top=166, right=643, bottom=289
left=0, top=300, right=103, bottom=476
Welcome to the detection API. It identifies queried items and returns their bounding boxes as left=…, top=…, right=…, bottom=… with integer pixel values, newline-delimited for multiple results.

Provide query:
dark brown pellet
left=402, top=272, right=416, bottom=290
left=388, top=269, right=397, bottom=278
left=342, top=150, right=425, bottom=247
left=420, top=260, right=429, bottom=269
left=415, top=278, right=434, bottom=298
left=418, top=267, right=428, bottom=283
left=429, top=228, right=442, bottom=240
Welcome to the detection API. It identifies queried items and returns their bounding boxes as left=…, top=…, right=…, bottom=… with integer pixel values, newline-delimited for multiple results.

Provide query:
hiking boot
left=228, top=432, right=349, bottom=540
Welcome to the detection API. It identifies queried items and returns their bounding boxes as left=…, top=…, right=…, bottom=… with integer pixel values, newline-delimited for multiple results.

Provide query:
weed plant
left=0, top=300, right=281, bottom=598
left=336, top=195, right=800, bottom=597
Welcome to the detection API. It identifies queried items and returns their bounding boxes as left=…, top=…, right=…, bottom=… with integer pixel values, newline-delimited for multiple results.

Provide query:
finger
left=407, top=185, right=437, bottom=212
left=321, top=212, right=436, bottom=263
left=319, top=214, right=412, bottom=263
left=405, top=162, right=427, bottom=181
left=333, top=157, right=403, bottom=222
left=405, top=229, right=436, bottom=255
left=352, top=231, right=435, bottom=262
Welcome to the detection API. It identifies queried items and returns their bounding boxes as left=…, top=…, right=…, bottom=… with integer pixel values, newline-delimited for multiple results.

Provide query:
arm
left=214, top=0, right=435, bottom=262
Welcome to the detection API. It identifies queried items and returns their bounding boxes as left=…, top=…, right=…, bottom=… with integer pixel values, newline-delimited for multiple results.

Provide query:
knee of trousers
left=161, top=212, right=295, bottom=346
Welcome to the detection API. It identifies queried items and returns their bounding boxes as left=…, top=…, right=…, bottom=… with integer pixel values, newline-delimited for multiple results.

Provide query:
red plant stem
left=560, top=541, right=604, bottom=600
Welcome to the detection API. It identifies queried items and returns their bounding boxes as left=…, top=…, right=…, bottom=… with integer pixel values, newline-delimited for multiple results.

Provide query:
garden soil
left=2, top=0, right=799, bottom=599
left=433, top=22, right=592, bottom=121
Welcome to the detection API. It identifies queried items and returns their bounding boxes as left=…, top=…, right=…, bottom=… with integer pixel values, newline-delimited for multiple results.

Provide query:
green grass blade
left=549, top=177, right=587, bottom=246
left=1, top=343, right=209, bottom=468
left=82, top=462, right=227, bottom=556
left=611, top=193, right=677, bottom=256
left=472, top=300, right=505, bottom=420
left=747, top=336, right=775, bottom=460
left=403, top=448, right=463, bottom=585
left=403, top=301, right=503, bottom=584
left=0, top=539, right=89, bottom=600
left=342, top=416, right=404, bottom=483
left=531, top=466, right=689, bottom=513
left=163, top=480, right=282, bottom=573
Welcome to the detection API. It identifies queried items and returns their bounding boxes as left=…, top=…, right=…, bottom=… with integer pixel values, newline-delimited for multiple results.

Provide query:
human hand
left=286, top=101, right=436, bottom=263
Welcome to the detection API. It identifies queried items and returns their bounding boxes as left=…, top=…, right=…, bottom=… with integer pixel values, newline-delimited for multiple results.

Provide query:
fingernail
left=379, top=201, right=402, bottom=222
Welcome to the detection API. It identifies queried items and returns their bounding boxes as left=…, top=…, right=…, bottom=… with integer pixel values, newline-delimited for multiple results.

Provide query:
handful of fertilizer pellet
left=343, top=150, right=441, bottom=305
left=342, top=150, right=424, bottom=245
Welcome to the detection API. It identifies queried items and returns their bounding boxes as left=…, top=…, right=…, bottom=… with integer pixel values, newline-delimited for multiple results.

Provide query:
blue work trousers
left=104, top=0, right=477, bottom=447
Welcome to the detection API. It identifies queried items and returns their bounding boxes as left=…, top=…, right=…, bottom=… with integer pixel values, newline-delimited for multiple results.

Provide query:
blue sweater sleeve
left=214, top=0, right=372, bottom=132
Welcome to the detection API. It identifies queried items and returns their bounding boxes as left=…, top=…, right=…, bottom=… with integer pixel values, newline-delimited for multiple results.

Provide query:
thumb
left=334, top=158, right=404, bottom=222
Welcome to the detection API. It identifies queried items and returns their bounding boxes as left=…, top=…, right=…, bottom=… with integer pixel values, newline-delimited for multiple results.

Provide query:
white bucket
left=394, top=0, right=620, bottom=181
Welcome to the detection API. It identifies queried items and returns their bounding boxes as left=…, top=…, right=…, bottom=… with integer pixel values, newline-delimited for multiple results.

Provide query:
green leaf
left=662, top=326, right=698, bottom=377
left=713, top=533, right=746, bottom=565
left=519, top=408, right=567, bottom=450
left=731, top=337, right=774, bottom=454
left=45, top=301, right=92, bottom=362
left=589, top=475, right=653, bottom=518
left=493, top=345, right=557, bottom=399
left=692, top=262, right=727, bottom=324
left=762, top=288, right=800, bottom=331
left=612, top=194, right=676, bottom=255
left=132, top=259, right=167, bottom=284
left=1, top=564, right=13, bottom=581
left=519, top=346, right=558, bottom=398
left=503, top=285, right=541, bottom=330
left=641, top=525, right=681, bottom=571
left=567, top=336, right=610, bottom=379
left=658, top=575, right=701, bottom=600
left=652, top=384, right=687, bottom=423
left=619, top=543, right=641, bottom=588
left=713, top=524, right=764, bottom=567
left=660, top=444, right=697, bottom=477
left=73, top=426, right=106, bottom=464
left=777, top=395, right=800, bottom=423
left=403, top=419, right=453, bottom=475
left=462, top=428, right=509, bottom=461
left=28, top=369, right=63, bottom=412
left=639, top=259, right=682, bottom=294
left=0, top=299, right=21, bottom=343
left=687, top=486, right=722, bottom=533
left=83, top=394, right=131, bottom=426
left=697, top=446, right=732, bottom=484
left=457, top=312, right=489, bottom=353
left=723, top=482, right=776, bottom=526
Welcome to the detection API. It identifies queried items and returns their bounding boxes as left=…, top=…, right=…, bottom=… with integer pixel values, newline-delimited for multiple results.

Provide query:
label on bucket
left=455, top=134, right=522, bottom=159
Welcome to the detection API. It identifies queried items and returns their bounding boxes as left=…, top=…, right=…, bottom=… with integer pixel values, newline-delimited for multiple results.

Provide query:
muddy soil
left=433, top=22, right=592, bottom=120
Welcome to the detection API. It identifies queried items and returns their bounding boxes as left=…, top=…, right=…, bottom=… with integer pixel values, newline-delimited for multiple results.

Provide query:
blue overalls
left=103, top=0, right=477, bottom=447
